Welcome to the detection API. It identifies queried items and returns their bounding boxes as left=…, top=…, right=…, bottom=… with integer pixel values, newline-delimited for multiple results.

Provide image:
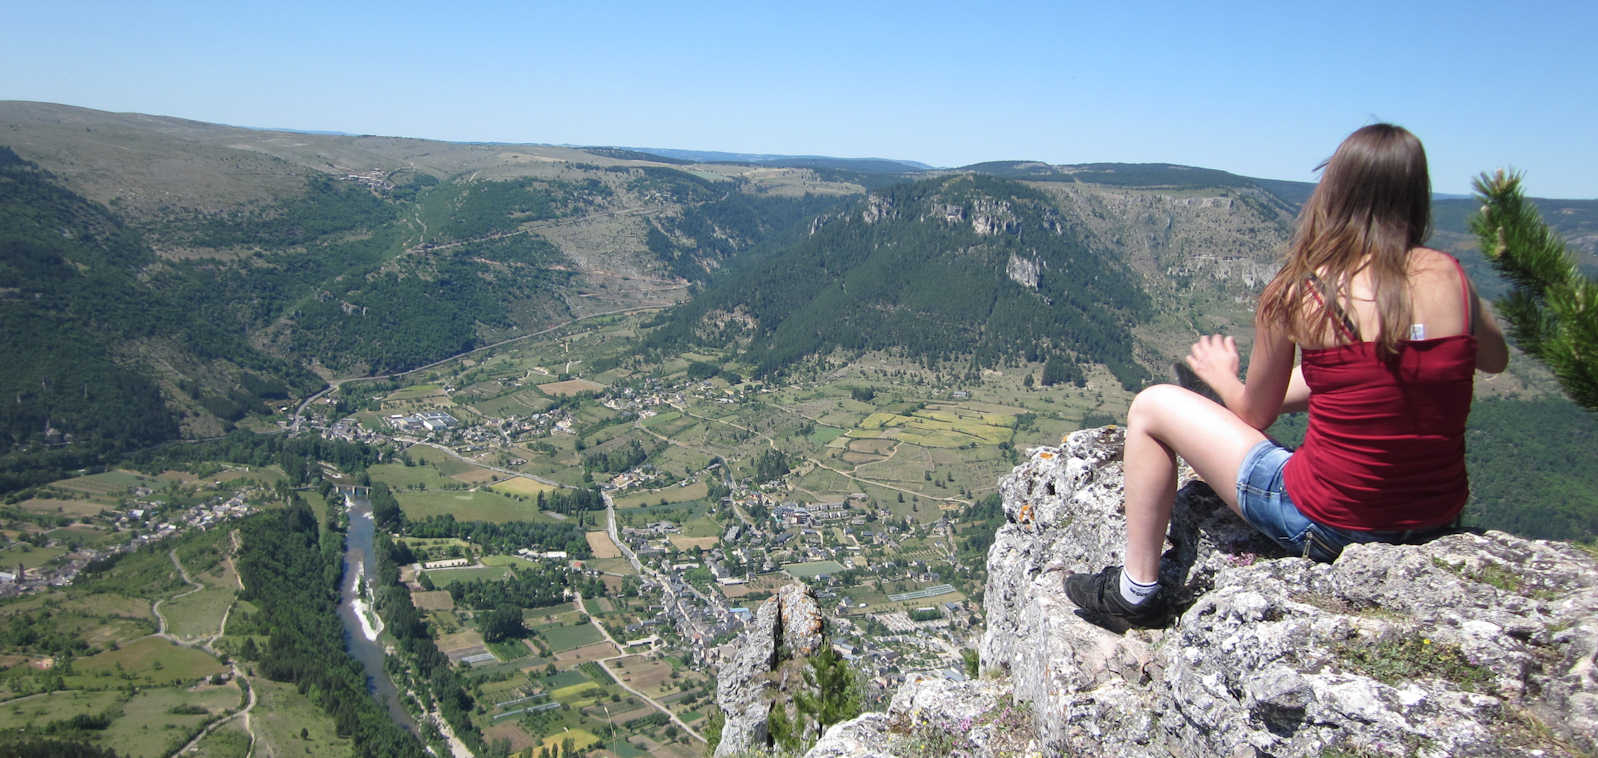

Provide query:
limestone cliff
left=802, top=426, right=1598, bottom=757
left=715, top=582, right=828, bottom=757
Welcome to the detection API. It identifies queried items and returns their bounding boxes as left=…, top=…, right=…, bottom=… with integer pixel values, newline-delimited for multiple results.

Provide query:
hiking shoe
left=1064, top=565, right=1166, bottom=628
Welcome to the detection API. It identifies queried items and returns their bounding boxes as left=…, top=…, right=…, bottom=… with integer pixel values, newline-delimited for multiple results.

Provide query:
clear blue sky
left=5, top=1, right=1595, bottom=197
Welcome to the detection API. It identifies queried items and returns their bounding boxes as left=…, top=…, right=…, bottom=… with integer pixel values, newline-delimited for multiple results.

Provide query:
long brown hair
left=1258, top=124, right=1432, bottom=357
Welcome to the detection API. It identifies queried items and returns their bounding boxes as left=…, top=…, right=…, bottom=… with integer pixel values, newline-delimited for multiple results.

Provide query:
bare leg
left=1122, top=384, right=1268, bottom=584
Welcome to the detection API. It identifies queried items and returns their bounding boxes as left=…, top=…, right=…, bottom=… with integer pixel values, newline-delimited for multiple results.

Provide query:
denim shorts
left=1234, top=440, right=1438, bottom=563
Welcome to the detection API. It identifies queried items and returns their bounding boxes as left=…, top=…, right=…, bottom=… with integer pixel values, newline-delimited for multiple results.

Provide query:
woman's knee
left=1128, top=384, right=1191, bottom=432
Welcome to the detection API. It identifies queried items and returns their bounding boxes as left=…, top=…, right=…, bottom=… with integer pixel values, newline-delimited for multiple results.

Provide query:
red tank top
left=1281, top=258, right=1478, bottom=531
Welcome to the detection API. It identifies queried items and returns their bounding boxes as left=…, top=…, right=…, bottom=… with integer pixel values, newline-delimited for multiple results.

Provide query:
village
left=0, top=480, right=260, bottom=598
left=276, top=357, right=988, bottom=705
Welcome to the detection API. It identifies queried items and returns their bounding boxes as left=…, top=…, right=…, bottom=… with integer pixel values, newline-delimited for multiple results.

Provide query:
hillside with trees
left=648, top=175, right=1154, bottom=387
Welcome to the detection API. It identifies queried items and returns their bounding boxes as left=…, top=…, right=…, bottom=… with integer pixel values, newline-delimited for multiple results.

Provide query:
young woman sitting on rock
left=1065, top=124, right=1510, bottom=626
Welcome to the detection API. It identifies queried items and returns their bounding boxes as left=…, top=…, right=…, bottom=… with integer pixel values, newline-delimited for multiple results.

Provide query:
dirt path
left=164, top=531, right=260, bottom=757
left=151, top=549, right=204, bottom=640
left=399, top=439, right=564, bottom=489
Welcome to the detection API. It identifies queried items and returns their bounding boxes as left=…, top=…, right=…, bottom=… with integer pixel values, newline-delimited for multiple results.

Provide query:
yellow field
left=552, top=682, right=600, bottom=701
left=586, top=531, right=621, bottom=559
left=490, top=476, right=560, bottom=496
left=535, top=728, right=599, bottom=756
left=852, top=409, right=1010, bottom=447
left=667, top=535, right=719, bottom=550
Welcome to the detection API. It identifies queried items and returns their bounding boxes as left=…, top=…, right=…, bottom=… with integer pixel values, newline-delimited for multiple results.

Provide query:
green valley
left=3, top=101, right=1596, bottom=758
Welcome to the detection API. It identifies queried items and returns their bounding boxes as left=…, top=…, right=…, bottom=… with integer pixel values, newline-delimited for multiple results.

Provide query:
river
left=338, top=493, right=422, bottom=737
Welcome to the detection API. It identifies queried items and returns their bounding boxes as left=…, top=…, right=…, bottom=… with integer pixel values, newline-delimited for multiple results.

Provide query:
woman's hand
left=1185, top=334, right=1241, bottom=391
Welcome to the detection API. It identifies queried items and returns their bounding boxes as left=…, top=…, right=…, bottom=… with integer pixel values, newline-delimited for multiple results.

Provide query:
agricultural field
left=425, top=565, right=511, bottom=586
left=784, top=560, right=848, bottom=579
left=481, top=554, right=541, bottom=569
left=491, top=476, right=561, bottom=497
left=412, top=590, right=455, bottom=611
left=187, top=718, right=253, bottom=758
left=613, top=480, right=709, bottom=509
left=552, top=642, right=616, bottom=666
left=71, top=636, right=226, bottom=687
left=13, top=497, right=114, bottom=519
left=536, top=621, right=605, bottom=652
left=249, top=677, right=353, bottom=758
left=854, top=404, right=1014, bottom=447
left=538, top=378, right=606, bottom=397
left=0, top=542, right=69, bottom=570
left=471, top=387, right=555, bottom=418
left=586, top=530, right=621, bottom=558
left=0, top=683, right=241, bottom=758
left=666, top=535, right=719, bottom=550
left=368, top=458, right=553, bottom=522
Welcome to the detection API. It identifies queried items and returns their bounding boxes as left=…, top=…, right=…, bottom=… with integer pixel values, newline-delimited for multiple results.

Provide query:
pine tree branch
left=1471, top=171, right=1598, bottom=411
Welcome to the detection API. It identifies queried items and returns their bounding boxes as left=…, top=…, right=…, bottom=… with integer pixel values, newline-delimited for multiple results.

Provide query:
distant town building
left=423, top=558, right=471, bottom=569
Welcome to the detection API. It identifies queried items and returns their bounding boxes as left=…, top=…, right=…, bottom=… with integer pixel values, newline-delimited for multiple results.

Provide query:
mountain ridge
left=1, top=99, right=1592, bottom=494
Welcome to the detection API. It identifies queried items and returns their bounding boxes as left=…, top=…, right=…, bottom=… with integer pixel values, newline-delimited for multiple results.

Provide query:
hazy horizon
left=4, top=1, right=1596, bottom=198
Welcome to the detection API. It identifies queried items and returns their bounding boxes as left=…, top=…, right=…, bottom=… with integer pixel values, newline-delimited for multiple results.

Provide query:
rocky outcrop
left=806, top=674, right=1017, bottom=758
left=1005, top=253, right=1042, bottom=290
left=928, top=197, right=1020, bottom=236
left=861, top=194, right=898, bottom=225
left=779, top=582, right=824, bottom=657
left=715, top=582, right=828, bottom=757
left=807, top=426, right=1598, bottom=757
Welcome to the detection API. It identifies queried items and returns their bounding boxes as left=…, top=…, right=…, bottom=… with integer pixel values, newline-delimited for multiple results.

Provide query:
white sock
left=1119, top=569, right=1159, bottom=606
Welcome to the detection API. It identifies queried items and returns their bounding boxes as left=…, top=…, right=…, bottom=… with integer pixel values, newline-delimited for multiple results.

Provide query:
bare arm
left=1184, top=323, right=1298, bottom=430
left=1281, top=364, right=1310, bottom=414
left=1470, top=282, right=1510, bottom=373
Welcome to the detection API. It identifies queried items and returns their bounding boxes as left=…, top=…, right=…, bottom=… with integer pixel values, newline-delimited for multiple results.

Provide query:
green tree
left=1471, top=171, right=1598, bottom=411
left=792, top=644, right=862, bottom=739
left=479, top=604, right=526, bottom=643
left=1040, top=355, right=1068, bottom=386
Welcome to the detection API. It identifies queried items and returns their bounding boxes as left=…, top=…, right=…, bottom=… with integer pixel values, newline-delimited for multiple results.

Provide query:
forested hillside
left=0, top=149, right=316, bottom=488
left=648, top=175, right=1154, bottom=387
left=0, top=102, right=866, bottom=487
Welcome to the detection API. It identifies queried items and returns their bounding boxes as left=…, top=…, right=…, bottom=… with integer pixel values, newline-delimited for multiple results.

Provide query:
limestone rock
left=780, top=582, right=824, bottom=657
left=714, top=582, right=829, bottom=757
left=814, top=426, right=1598, bottom=757
left=715, top=595, right=780, bottom=757
left=1005, top=253, right=1041, bottom=289
left=806, top=674, right=1020, bottom=758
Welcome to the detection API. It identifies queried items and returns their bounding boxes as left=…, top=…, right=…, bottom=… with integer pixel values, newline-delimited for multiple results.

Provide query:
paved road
left=573, top=591, right=706, bottom=744
left=603, top=492, right=710, bottom=640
